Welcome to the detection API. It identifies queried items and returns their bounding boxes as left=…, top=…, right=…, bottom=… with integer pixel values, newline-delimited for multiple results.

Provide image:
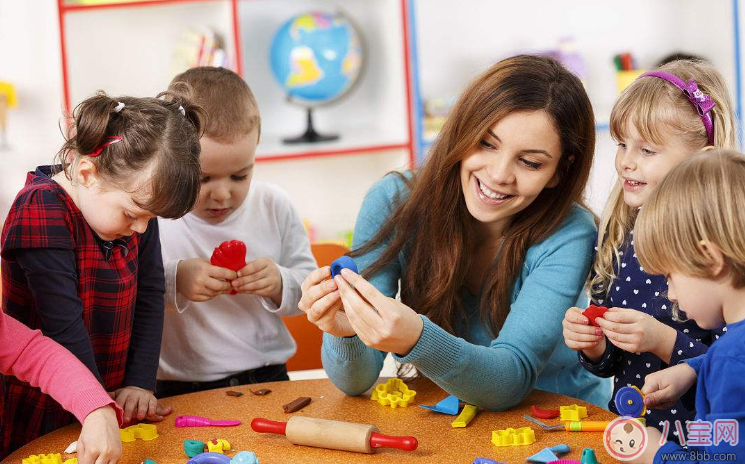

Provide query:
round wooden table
left=5, top=378, right=619, bottom=463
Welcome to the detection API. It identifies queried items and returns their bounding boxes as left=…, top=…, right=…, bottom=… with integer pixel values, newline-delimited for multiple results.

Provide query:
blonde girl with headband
left=562, top=60, right=737, bottom=441
left=631, top=150, right=745, bottom=463
left=0, top=90, right=203, bottom=456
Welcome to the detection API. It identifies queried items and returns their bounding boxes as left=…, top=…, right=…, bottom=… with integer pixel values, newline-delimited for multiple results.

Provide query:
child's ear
left=700, top=145, right=716, bottom=152
left=699, top=240, right=727, bottom=278
left=75, top=158, right=101, bottom=188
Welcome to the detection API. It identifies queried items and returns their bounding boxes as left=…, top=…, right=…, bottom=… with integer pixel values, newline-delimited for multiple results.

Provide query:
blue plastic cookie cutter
left=185, top=452, right=231, bottom=464
left=419, top=394, right=460, bottom=415
left=330, top=256, right=358, bottom=278
left=615, top=385, right=646, bottom=417
left=472, top=458, right=506, bottom=464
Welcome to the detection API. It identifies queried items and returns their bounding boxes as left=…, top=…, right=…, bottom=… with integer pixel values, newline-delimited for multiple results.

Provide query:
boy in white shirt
left=156, top=67, right=317, bottom=397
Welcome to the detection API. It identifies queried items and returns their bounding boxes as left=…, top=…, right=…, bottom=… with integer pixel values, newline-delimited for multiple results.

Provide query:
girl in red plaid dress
left=0, top=89, right=203, bottom=457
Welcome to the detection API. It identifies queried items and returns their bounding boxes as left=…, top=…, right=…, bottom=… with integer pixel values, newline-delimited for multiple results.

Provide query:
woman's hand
left=335, top=269, right=423, bottom=356
left=298, top=267, right=355, bottom=337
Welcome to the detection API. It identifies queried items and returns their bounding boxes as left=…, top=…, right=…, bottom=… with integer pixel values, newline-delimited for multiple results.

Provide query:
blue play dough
left=231, top=451, right=260, bottom=464
left=330, top=255, right=358, bottom=277
left=419, top=394, right=461, bottom=415
left=615, top=386, right=645, bottom=417
left=527, top=444, right=571, bottom=463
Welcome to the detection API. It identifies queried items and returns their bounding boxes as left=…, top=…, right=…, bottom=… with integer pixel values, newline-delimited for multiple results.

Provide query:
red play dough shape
left=531, top=405, right=560, bottom=419
left=210, top=240, right=247, bottom=295
left=582, top=304, right=609, bottom=327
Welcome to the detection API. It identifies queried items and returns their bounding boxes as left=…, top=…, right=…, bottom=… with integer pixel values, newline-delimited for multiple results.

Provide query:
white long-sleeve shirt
left=156, top=181, right=317, bottom=382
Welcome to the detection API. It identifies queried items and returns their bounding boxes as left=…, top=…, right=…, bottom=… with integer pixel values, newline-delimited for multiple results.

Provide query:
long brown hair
left=354, top=55, right=595, bottom=336
left=55, top=88, right=204, bottom=219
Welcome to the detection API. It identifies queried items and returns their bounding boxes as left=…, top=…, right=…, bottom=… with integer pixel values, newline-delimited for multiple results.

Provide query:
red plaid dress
left=1, top=166, right=164, bottom=456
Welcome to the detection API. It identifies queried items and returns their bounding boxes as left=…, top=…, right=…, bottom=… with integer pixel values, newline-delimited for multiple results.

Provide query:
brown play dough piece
left=283, top=396, right=312, bottom=413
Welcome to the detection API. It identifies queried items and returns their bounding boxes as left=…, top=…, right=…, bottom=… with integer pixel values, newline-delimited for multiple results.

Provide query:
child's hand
left=642, top=363, right=697, bottom=409
left=77, top=405, right=121, bottom=464
left=596, top=308, right=677, bottom=360
left=335, top=269, right=424, bottom=356
left=232, top=257, right=283, bottom=305
left=562, top=307, right=606, bottom=359
left=298, top=267, right=355, bottom=337
left=177, top=258, right=236, bottom=302
left=112, top=386, right=172, bottom=423
left=626, top=426, right=663, bottom=464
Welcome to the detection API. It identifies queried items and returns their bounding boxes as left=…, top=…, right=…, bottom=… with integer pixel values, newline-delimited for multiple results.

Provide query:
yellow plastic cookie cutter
left=491, top=426, right=536, bottom=447
left=451, top=404, right=478, bottom=428
left=120, top=423, right=159, bottom=442
left=370, top=378, right=417, bottom=408
left=559, top=404, right=588, bottom=422
left=22, top=454, right=77, bottom=464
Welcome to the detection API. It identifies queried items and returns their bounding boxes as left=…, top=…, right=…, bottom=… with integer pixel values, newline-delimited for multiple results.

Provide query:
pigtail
left=157, top=84, right=205, bottom=138
left=55, top=92, right=123, bottom=178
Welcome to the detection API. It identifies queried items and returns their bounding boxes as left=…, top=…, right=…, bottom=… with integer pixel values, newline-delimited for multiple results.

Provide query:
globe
left=269, top=11, right=364, bottom=143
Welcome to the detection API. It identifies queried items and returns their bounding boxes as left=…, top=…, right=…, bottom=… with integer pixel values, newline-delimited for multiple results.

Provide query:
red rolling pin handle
left=370, top=432, right=418, bottom=451
left=251, top=418, right=287, bottom=435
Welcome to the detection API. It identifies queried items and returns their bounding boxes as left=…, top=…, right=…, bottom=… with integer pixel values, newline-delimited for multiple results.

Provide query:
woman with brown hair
left=299, top=55, right=609, bottom=410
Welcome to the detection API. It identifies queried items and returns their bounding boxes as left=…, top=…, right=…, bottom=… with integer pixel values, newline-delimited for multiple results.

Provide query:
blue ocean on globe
left=270, top=12, right=363, bottom=104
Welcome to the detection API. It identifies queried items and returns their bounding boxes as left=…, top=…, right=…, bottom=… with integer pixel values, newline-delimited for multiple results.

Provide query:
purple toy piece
left=473, top=458, right=506, bottom=464
left=175, top=415, right=242, bottom=427
left=185, top=452, right=231, bottom=464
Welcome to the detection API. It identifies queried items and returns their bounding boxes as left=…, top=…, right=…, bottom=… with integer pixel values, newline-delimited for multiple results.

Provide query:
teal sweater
left=322, top=173, right=611, bottom=410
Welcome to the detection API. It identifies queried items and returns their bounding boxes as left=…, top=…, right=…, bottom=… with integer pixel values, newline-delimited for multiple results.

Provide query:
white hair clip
left=178, top=105, right=185, bottom=116
left=114, top=101, right=125, bottom=113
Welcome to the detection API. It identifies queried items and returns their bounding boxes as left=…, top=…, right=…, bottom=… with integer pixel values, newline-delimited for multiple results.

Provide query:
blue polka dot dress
left=579, top=232, right=726, bottom=442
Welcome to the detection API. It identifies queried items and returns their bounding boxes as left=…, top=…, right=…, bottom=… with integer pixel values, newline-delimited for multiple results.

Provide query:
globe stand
left=283, top=108, right=339, bottom=144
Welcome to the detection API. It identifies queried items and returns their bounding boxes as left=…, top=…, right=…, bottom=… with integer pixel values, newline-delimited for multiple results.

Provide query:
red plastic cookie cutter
left=210, top=240, right=247, bottom=295
left=582, top=305, right=609, bottom=327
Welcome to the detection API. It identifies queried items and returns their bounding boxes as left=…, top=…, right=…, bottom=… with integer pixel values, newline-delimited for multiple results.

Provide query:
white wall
left=1, top=1, right=740, bottom=235
left=0, top=0, right=65, bottom=221
left=413, top=0, right=737, bottom=214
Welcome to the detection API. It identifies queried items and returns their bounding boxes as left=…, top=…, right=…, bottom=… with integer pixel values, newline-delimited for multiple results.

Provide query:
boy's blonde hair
left=170, top=66, right=260, bottom=143
left=636, top=149, right=745, bottom=291
left=590, top=60, right=737, bottom=302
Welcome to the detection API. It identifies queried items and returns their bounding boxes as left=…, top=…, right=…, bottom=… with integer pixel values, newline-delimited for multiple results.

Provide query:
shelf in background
left=60, top=0, right=228, bottom=13
left=256, top=126, right=409, bottom=162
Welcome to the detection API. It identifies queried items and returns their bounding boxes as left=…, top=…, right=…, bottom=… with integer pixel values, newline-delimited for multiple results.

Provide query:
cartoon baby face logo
left=604, top=417, right=648, bottom=461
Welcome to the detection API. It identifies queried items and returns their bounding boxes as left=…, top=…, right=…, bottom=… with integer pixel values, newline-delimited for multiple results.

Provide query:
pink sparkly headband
left=638, top=70, right=716, bottom=145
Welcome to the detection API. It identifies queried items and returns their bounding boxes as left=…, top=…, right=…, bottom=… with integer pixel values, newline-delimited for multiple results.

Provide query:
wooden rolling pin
left=251, top=417, right=418, bottom=453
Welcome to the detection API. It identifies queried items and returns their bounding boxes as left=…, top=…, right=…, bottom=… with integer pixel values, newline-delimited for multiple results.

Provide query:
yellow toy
left=21, top=454, right=77, bottom=464
left=120, top=423, right=158, bottom=442
left=560, top=404, right=588, bottom=422
left=370, top=378, right=416, bottom=408
left=491, top=427, right=536, bottom=447
left=206, top=438, right=231, bottom=453
left=0, top=81, right=17, bottom=148
left=451, top=404, right=478, bottom=428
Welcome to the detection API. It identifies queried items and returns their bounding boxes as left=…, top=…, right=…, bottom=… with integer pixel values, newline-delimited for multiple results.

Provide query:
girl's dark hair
left=55, top=87, right=204, bottom=218
left=353, top=55, right=596, bottom=337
